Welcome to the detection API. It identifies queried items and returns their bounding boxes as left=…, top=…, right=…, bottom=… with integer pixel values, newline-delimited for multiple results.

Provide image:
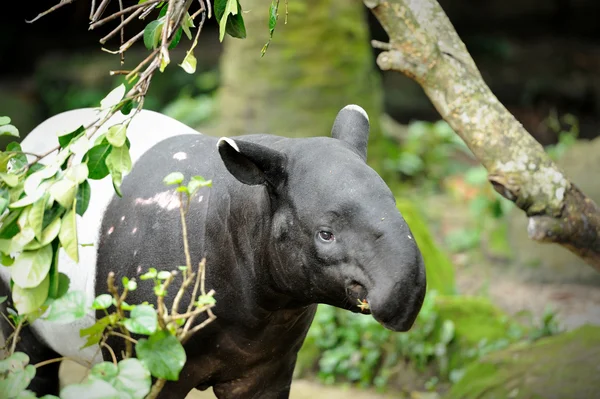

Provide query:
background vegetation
left=1, top=0, right=600, bottom=398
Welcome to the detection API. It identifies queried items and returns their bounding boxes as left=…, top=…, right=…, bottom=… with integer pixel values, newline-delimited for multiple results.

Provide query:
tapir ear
left=331, top=104, right=370, bottom=161
left=217, top=137, right=287, bottom=188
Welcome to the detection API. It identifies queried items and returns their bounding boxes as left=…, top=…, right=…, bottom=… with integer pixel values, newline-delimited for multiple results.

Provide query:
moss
left=397, top=198, right=456, bottom=295
left=218, top=0, right=389, bottom=175
left=445, top=325, right=600, bottom=399
left=435, top=296, right=513, bottom=346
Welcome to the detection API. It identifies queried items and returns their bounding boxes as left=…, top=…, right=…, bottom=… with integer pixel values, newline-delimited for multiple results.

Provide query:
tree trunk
left=364, top=0, right=600, bottom=270
left=218, top=0, right=389, bottom=172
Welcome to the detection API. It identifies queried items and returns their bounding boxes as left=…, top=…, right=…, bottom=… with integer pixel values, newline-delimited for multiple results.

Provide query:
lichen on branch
left=365, top=0, right=600, bottom=270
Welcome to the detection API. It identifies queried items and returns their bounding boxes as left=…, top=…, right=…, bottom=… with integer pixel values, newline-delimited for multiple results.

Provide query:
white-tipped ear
left=218, top=138, right=287, bottom=188
left=217, top=137, right=240, bottom=152
left=331, top=104, right=370, bottom=161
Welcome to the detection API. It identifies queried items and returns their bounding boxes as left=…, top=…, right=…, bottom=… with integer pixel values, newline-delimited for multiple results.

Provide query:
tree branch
left=366, top=0, right=600, bottom=270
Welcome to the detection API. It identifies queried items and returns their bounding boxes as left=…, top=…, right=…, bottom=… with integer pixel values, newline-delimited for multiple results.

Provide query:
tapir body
left=0, top=106, right=426, bottom=398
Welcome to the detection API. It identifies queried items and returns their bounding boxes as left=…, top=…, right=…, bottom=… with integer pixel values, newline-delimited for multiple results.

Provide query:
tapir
left=0, top=105, right=426, bottom=398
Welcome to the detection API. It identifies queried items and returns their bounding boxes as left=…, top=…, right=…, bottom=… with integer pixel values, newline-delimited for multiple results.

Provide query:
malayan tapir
left=0, top=105, right=426, bottom=398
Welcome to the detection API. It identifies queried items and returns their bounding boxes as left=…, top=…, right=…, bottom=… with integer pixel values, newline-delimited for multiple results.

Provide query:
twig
left=185, top=259, right=204, bottom=315
left=0, top=311, right=15, bottom=329
left=118, top=30, right=145, bottom=54
left=9, top=318, right=25, bottom=355
left=101, top=341, right=118, bottom=365
left=91, top=0, right=111, bottom=21
left=26, top=0, right=77, bottom=23
left=109, top=330, right=138, bottom=345
left=100, top=7, right=144, bottom=44
left=89, top=0, right=160, bottom=30
left=118, top=0, right=125, bottom=65
left=90, top=0, right=96, bottom=20
left=107, top=272, right=133, bottom=358
left=147, top=379, right=167, bottom=399
left=34, top=356, right=71, bottom=368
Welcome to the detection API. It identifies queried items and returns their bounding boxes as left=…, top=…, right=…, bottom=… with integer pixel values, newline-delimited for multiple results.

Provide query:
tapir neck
left=205, top=180, right=297, bottom=317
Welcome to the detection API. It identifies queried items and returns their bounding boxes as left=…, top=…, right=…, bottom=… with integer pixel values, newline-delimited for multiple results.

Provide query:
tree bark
left=364, top=0, right=600, bottom=270
left=218, top=0, right=391, bottom=174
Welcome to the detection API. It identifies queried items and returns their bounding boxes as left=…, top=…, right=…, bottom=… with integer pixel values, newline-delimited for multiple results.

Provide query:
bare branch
left=366, top=0, right=600, bottom=269
left=26, top=0, right=78, bottom=24
left=99, top=7, right=144, bottom=45
left=89, top=0, right=161, bottom=30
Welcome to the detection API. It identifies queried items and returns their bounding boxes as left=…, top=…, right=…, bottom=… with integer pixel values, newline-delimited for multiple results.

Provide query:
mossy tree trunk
left=219, top=0, right=389, bottom=173
left=365, top=0, right=600, bottom=270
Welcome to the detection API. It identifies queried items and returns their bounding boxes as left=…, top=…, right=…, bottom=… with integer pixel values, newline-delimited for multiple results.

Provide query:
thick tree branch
left=365, top=0, right=600, bottom=270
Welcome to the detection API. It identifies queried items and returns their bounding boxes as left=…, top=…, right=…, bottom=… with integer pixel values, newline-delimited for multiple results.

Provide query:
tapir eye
left=317, top=230, right=335, bottom=243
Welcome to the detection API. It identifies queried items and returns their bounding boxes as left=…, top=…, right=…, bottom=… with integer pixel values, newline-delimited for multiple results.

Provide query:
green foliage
left=386, top=120, right=471, bottom=187
left=136, top=330, right=186, bottom=381
left=215, top=0, right=247, bottom=42
left=299, top=291, right=563, bottom=391
left=396, top=199, right=456, bottom=295
left=0, top=352, right=36, bottom=397
left=261, top=0, right=281, bottom=57
left=445, top=325, right=598, bottom=399
left=544, top=112, right=579, bottom=161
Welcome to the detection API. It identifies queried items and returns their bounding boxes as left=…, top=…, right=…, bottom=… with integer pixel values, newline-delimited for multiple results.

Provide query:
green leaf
left=169, top=28, right=183, bottom=49
left=80, top=315, right=116, bottom=349
left=100, top=84, right=126, bottom=110
left=123, top=304, right=157, bottom=335
left=105, top=144, right=132, bottom=174
left=261, top=0, right=279, bottom=57
left=225, top=2, right=247, bottom=39
left=217, top=0, right=237, bottom=41
left=187, top=176, right=212, bottom=195
left=65, top=164, right=89, bottom=185
left=0, top=227, right=35, bottom=254
left=106, top=124, right=127, bottom=147
left=88, top=359, right=151, bottom=399
left=29, top=194, right=48, bottom=241
left=157, top=270, right=171, bottom=280
left=0, top=172, right=19, bottom=187
left=0, top=295, right=6, bottom=304
left=24, top=217, right=61, bottom=250
left=181, top=13, right=195, bottom=39
left=44, top=290, right=87, bottom=323
left=136, top=329, right=186, bottom=380
left=59, top=208, right=79, bottom=262
left=143, top=19, right=164, bottom=50
left=0, top=352, right=36, bottom=397
left=0, top=124, right=19, bottom=137
left=0, top=116, right=10, bottom=125
left=197, top=294, right=216, bottom=306
left=58, top=126, right=85, bottom=149
left=10, top=245, right=53, bottom=288
left=76, top=180, right=91, bottom=216
left=6, top=142, right=27, bottom=171
left=50, top=272, right=70, bottom=300
left=59, top=378, right=120, bottom=399
left=12, top=273, right=49, bottom=314
left=163, top=172, right=184, bottom=185
left=140, top=268, right=157, bottom=280
left=87, top=144, right=112, bottom=180
left=49, top=179, right=77, bottom=209
left=0, top=208, right=22, bottom=239
left=180, top=51, right=197, bottom=74
left=92, top=294, right=113, bottom=310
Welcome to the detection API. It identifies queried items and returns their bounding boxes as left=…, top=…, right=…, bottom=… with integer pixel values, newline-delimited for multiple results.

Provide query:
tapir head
left=217, top=105, right=426, bottom=332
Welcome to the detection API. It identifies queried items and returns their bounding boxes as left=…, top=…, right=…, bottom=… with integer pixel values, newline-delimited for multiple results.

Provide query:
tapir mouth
left=346, top=281, right=371, bottom=315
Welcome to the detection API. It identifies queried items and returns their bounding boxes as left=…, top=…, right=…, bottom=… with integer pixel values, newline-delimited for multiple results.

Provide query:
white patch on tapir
left=0, top=108, right=199, bottom=366
left=132, top=227, right=138, bottom=235
left=173, top=151, right=187, bottom=161
left=107, top=226, right=115, bottom=235
left=218, top=137, right=240, bottom=152
left=344, top=104, right=369, bottom=122
left=134, top=191, right=180, bottom=211
left=120, top=216, right=125, bottom=222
